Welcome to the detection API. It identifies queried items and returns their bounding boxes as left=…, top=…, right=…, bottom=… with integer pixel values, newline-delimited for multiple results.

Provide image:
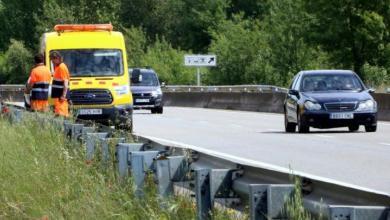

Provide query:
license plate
left=78, top=109, right=102, bottom=115
left=136, top=98, right=149, bottom=103
left=330, top=113, right=354, bottom=119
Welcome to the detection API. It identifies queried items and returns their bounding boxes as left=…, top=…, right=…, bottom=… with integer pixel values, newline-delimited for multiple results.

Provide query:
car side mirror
left=288, top=89, right=299, bottom=96
left=367, top=88, right=375, bottom=94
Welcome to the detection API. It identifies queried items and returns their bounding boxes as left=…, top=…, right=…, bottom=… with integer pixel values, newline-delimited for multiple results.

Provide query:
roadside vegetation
left=0, top=114, right=241, bottom=219
left=0, top=0, right=389, bottom=89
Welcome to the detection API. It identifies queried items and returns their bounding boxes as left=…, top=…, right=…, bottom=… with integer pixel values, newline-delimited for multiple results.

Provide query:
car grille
left=324, top=102, right=357, bottom=112
left=132, top=93, right=153, bottom=98
left=70, top=89, right=113, bottom=105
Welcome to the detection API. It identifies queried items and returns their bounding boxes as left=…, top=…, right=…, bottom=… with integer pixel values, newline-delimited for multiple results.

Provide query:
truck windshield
left=54, top=49, right=124, bottom=77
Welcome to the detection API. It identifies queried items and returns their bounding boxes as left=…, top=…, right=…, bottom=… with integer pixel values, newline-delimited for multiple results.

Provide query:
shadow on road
left=258, top=130, right=364, bottom=134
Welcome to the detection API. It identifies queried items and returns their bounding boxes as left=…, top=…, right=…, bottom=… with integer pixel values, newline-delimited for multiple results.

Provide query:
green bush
left=0, top=39, right=32, bottom=84
left=208, top=15, right=275, bottom=85
left=362, top=63, right=389, bottom=88
left=123, top=26, right=147, bottom=67
left=140, top=38, right=195, bottom=85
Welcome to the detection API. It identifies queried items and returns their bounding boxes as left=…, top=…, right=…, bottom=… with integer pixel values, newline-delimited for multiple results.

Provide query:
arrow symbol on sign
left=208, top=57, right=215, bottom=64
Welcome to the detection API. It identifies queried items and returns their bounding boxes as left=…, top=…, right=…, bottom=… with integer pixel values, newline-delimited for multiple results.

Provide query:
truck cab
left=41, top=24, right=133, bottom=130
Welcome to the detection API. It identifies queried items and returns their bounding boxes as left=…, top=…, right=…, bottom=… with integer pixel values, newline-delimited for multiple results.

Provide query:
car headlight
left=114, top=85, right=130, bottom=96
left=356, top=100, right=376, bottom=112
left=151, top=88, right=162, bottom=98
left=304, top=101, right=322, bottom=111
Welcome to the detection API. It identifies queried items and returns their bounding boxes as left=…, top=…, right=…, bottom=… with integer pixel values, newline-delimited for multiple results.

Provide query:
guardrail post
left=81, top=127, right=95, bottom=143
left=195, top=169, right=211, bottom=220
left=116, top=143, right=143, bottom=178
left=10, top=109, right=23, bottom=124
left=209, top=169, right=236, bottom=208
left=130, top=151, right=159, bottom=197
left=100, top=138, right=125, bottom=165
left=85, top=132, right=108, bottom=161
left=328, top=206, right=389, bottom=220
left=249, top=184, right=294, bottom=220
left=156, top=156, right=187, bottom=197
left=63, top=120, right=72, bottom=137
left=70, top=124, right=84, bottom=142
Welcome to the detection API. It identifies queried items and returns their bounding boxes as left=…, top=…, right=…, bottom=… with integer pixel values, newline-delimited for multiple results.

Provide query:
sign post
left=184, top=55, right=217, bottom=86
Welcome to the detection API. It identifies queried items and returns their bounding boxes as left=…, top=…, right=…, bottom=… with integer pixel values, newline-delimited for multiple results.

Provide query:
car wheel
left=348, top=125, right=359, bottom=132
left=284, top=112, right=296, bottom=133
left=365, top=125, right=377, bottom=132
left=151, top=108, right=157, bottom=114
left=297, top=113, right=309, bottom=133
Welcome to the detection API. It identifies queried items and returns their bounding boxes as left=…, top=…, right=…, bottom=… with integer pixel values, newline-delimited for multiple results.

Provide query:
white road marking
left=266, top=128, right=280, bottom=132
left=315, top=134, right=334, bottom=138
left=134, top=133, right=390, bottom=197
left=379, top=122, right=390, bottom=126
left=379, top=143, right=390, bottom=146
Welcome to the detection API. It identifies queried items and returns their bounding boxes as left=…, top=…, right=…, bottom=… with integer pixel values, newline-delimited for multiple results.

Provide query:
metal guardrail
left=163, top=85, right=288, bottom=93
left=2, top=103, right=389, bottom=220
left=0, top=84, right=24, bottom=91
left=2, top=84, right=389, bottom=94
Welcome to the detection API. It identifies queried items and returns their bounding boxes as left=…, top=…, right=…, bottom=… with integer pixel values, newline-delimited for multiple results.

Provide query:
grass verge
left=0, top=113, right=202, bottom=219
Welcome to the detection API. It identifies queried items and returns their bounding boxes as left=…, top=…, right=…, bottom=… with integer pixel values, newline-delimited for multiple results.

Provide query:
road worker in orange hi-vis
left=50, top=51, right=70, bottom=117
left=25, top=53, right=51, bottom=112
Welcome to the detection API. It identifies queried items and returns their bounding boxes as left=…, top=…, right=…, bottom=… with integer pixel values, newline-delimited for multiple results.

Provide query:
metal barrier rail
left=0, top=84, right=24, bottom=91
left=2, top=103, right=389, bottom=220
left=163, top=85, right=288, bottom=93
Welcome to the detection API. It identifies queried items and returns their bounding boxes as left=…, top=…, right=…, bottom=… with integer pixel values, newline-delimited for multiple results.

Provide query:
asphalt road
left=133, top=107, right=390, bottom=195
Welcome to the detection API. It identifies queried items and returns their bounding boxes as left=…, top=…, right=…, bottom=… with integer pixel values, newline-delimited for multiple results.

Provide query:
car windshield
left=53, top=49, right=124, bottom=77
left=131, top=71, right=159, bottom=87
left=300, top=74, right=364, bottom=92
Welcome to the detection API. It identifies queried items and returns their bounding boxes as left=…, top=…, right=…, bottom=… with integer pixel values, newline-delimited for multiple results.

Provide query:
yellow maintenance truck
left=40, top=24, right=133, bottom=130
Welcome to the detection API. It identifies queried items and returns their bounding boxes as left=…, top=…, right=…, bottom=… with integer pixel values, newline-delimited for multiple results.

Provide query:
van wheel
left=151, top=107, right=163, bottom=114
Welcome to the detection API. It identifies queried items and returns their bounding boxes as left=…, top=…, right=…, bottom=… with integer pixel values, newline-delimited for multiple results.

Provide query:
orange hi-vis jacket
left=28, top=64, right=51, bottom=111
left=52, top=63, right=70, bottom=117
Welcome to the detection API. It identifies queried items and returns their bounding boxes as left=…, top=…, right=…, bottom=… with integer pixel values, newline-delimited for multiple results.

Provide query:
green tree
left=34, top=0, right=121, bottom=39
left=122, top=26, right=147, bottom=67
left=208, top=15, right=275, bottom=85
left=264, top=0, right=330, bottom=85
left=169, top=0, right=229, bottom=52
left=0, top=39, right=32, bottom=84
left=0, top=0, right=41, bottom=50
left=228, top=0, right=270, bottom=20
left=306, top=0, right=390, bottom=77
left=140, top=38, right=194, bottom=84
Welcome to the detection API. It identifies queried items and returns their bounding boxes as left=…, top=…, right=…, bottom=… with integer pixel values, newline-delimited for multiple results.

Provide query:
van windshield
left=53, top=49, right=124, bottom=77
left=131, top=71, right=159, bottom=87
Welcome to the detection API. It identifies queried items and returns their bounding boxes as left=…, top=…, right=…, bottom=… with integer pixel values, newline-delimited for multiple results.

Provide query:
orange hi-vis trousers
left=31, top=100, right=49, bottom=112
left=54, top=98, right=69, bottom=117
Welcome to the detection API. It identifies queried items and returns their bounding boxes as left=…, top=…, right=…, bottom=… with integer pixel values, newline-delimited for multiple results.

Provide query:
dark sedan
left=284, top=70, right=377, bottom=133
